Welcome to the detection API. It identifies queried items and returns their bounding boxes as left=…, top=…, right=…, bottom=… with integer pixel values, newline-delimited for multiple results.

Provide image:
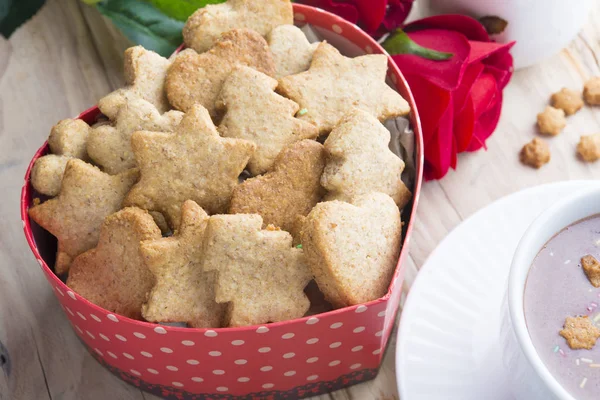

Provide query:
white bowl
left=506, top=186, right=600, bottom=399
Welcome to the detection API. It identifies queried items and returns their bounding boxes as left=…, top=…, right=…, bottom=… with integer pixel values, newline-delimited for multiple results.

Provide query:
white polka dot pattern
left=25, top=4, right=413, bottom=398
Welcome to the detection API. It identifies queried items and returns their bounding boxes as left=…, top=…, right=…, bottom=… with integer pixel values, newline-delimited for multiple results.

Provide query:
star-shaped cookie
left=141, top=200, right=225, bottom=328
left=267, top=24, right=319, bottom=78
left=166, top=29, right=276, bottom=117
left=217, top=65, right=318, bottom=174
left=67, top=207, right=161, bottom=320
left=229, top=139, right=325, bottom=232
left=183, top=0, right=293, bottom=53
left=124, top=104, right=255, bottom=229
left=99, top=46, right=171, bottom=120
left=88, top=93, right=184, bottom=174
left=28, top=159, right=139, bottom=274
left=560, top=316, right=600, bottom=350
left=202, top=214, right=311, bottom=327
left=321, top=108, right=411, bottom=208
left=277, top=42, right=411, bottom=134
left=301, top=192, right=402, bottom=307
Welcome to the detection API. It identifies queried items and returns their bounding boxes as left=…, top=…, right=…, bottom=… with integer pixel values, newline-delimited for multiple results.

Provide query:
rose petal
left=355, top=0, right=387, bottom=33
left=468, top=41, right=515, bottom=65
left=383, top=0, right=414, bottom=31
left=467, top=79, right=502, bottom=152
left=405, top=14, right=490, bottom=42
left=424, top=97, right=454, bottom=180
left=400, top=72, right=452, bottom=145
left=453, top=95, right=475, bottom=153
left=452, top=62, right=483, bottom=115
left=299, top=0, right=359, bottom=23
left=393, top=29, right=470, bottom=91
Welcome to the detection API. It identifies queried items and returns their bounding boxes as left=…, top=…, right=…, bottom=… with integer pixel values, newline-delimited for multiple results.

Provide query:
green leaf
left=147, top=0, right=225, bottom=21
left=0, top=0, right=46, bottom=38
left=382, top=29, right=453, bottom=61
left=96, top=0, right=184, bottom=57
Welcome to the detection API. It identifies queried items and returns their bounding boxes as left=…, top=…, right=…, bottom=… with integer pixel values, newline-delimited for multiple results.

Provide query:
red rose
left=297, top=0, right=413, bottom=35
left=390, top=15, right=514, bottom=180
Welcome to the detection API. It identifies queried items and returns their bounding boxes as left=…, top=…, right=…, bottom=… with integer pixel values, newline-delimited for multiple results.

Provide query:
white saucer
left=396, top=181, right=594, bottom=400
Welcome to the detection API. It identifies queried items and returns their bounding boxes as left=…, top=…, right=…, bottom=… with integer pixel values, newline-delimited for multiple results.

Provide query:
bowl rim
left=20, top=3, right=424, bottom=334
left=508, top=185, right=600, bottom=400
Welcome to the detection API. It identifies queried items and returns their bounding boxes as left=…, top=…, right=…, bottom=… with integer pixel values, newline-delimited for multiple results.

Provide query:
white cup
left=503, top=185, right=600, bottom=399
left=421, top=0, right=595, bottom=69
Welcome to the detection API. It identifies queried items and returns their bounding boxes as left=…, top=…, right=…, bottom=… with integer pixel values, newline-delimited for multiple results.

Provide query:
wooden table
left=1, top=1, right=599, bottom=399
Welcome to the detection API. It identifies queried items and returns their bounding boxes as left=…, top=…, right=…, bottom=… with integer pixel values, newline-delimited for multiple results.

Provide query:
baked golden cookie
left=584, top=77, right=600, bottom=105
left=183, top=0, right=293, bottom=53
left=99, top=46, right=171, bottom=119
left=67, top=207, right=161, bottom=320
left=29, top=159, right=139, bottom=274
left=229, top=140, right=325, bottom=232
left=202, top=214, right=311, bottom=327
left=277, top=42, right=411, bottom=134
left=536, top=106, right=566, bottom=136
left=31, top=119, right=91, bottom=196
left=577, top=134, right=600, bottom=162
left=217, top=65, right=318, bottom=174
left=301, top=192, right=402, bottom=308
left=267, top=25, right=318, bottom=78
left=560, top=316, right=600, bottom=350
left=551, top=88, right=584, bottom=116
left=166, top=29, right=276, bottom=117
left=520, top=138, right=550, bottom=168
left=321, top=108, right=411, bottom=209
left=124, top=104, right=255, bottom=228
left=88, top=93, right=184, bottom=174
left=142, top=200, right=225, bottom=328
left=582, top=255, right=600, bottom=288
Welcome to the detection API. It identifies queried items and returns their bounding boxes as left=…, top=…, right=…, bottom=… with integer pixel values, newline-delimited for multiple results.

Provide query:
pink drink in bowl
left=506, top=185, right=600, bottom=400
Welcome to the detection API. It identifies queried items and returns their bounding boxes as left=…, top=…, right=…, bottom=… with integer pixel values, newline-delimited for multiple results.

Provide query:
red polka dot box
left=20, top=4, right=423, bottom=399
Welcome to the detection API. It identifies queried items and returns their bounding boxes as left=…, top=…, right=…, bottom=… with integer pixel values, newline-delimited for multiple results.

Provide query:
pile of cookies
left=520, top=78, right=600, bottom=168
left=28, top=0, right=413, bottom=328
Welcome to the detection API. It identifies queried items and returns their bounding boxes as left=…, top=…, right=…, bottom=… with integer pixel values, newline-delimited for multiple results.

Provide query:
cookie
left=229, top=140, right=325, bottom=232
left=88, top=93, right=184, bottom=174
left=202, top=214, right=311, bottom=327
left=28, top=159, right=139, bottom=274
left=31, top=155, right=71, bottom=197
left=321, top=108, right=411, bottom=209
left=267, top=25, right=318, bottom=78
left=536, top=106, right=566, bottom=136
left=99, top=46, right=171, bottom=120
left=66, top=207, right=161, bottom=320
left=141, top=200, right=225, bottom=328
left=520, top=138, right=550, bottom=168
left=277, top=42, right=411, bottom=134
left=124, top=104, right=255, bottom=229
left=301, top=192, right=402, bottom=308
left=166, top=29, right=276, bottom=117
left=183, top=0, right=293, bottom=53
left=551, top=88, right=584, bottom=116
left=582, top=255, right=600, bottom=287
left=584, top=77, right=600, bottom=105
left=216, top=65, right=318, bottom=174
left=577, top=134, right=600, bottom=162
left=560, top=316, right=600, bottom=350
left=31, top=119, right=91, bottom=196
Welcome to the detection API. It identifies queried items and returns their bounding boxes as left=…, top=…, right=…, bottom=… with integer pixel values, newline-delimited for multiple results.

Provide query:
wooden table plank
left=1, top=1, right=600, bottom=399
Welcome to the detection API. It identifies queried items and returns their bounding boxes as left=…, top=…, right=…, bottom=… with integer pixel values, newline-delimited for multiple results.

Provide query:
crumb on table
left=551, top=88, right=584, bottom=116
left=577, top=134, right=600, bottom=162
left=520, top=138, right=550, bottom=169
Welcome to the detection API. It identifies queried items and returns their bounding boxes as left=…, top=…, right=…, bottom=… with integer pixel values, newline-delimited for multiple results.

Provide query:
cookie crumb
left=551, top=88, right=584, bottom=116
left=537, top=106, right=566, bottom=136
left=560, top=316, right=600, bottom=350
left=582, top=255, right=600, bottom=287
left=577, top=134, right=600, bottom=162
left=584, top=77, right=600, bottom=105
left=520, top=138, right=550, bottom=168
